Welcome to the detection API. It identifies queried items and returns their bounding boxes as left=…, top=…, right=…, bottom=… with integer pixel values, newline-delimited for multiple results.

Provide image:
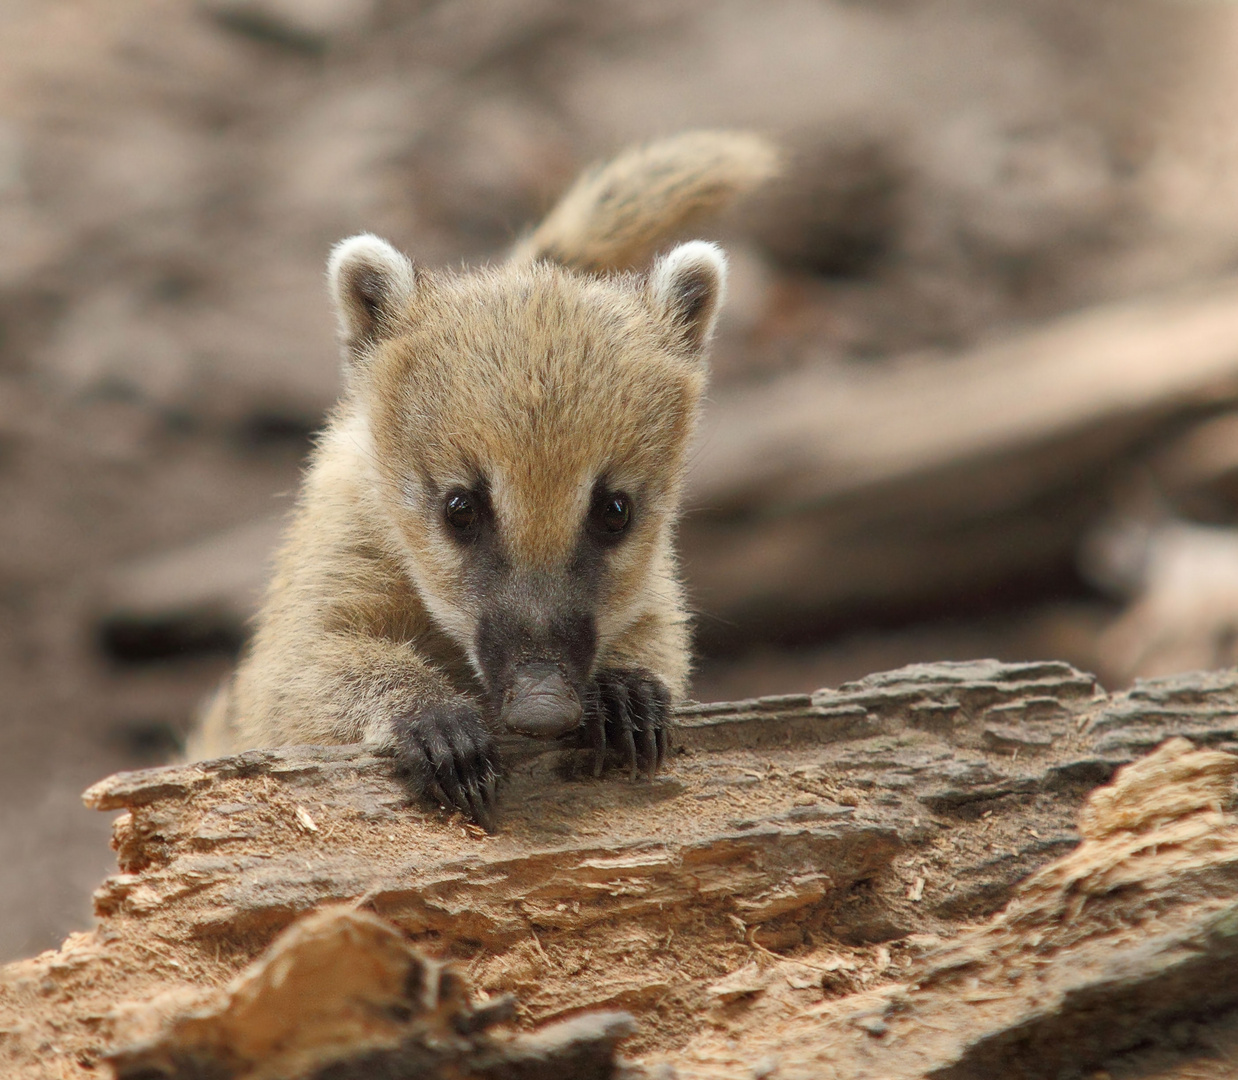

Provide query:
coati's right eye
left=444, top=490, right=481, bottom=535
left=588, top=487, right=633, bottom=541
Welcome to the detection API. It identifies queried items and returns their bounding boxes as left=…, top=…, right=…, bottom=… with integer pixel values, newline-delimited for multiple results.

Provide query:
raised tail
left=509, top=130, right=780, bottom=273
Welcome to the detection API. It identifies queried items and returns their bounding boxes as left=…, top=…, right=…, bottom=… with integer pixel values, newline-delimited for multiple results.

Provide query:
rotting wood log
left=95, top=517, right=281, bottom=661
left=667, top=735, right=1238, bottom=1080
left=3, top=659, right=1238, bottom=1079
left=693, top=276, right=1238, bottom=515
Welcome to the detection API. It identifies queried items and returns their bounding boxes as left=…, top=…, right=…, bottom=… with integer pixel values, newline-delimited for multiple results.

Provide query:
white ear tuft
left=648, top=240, right=728, bottom=353
left=327, top=234, right=417, bottom=354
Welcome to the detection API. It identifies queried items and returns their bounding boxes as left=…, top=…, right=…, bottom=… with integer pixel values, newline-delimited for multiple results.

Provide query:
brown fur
left=188, top=131, right=777, bottom=821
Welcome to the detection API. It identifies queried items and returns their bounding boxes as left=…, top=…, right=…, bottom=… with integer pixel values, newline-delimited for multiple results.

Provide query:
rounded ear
left=647, top=241, right=728, bottom=354
left=327, top=234, right=417, bottom=355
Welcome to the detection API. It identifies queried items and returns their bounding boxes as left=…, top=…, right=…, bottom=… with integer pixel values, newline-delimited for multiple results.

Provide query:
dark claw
left=622, top=724, right=638, bottom=782
left=587, top=707, right=607, bottom=778
left=641, top=724, right=658, bottom=781
left=464, top=780, right=485, bottom=824
left=437, top=766, right=468, bottom=817
left=393, top=702, right=501, bottom=829
left=581, top=668, right=673, bottom=782
left=475, top=794, right=496, bottom=833
left=607, top=680, right=636, bottom=781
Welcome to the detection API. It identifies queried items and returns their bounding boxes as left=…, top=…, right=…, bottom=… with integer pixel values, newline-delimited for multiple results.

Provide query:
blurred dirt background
left=6, top=0, right=1238, bottom=961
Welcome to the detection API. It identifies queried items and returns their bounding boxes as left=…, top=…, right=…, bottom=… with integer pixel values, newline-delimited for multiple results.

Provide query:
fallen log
left=3, top=659, right=1238, bottom=1078
left=668, top=735, right=1238, bottom=1080
left=694, top=276, right=1238, bottom=515
left=95, top=517, right=281, bottom=662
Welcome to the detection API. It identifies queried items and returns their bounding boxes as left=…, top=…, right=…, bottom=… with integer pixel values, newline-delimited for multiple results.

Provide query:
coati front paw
left=583, top=668, right=672, bottom=782
left=394, top=704, right=501, bottom=830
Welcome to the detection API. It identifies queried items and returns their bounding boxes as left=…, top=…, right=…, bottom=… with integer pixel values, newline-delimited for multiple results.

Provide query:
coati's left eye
left=444, top=489, right=482, bottom=536
left=590, top=491, right=632, bottom=536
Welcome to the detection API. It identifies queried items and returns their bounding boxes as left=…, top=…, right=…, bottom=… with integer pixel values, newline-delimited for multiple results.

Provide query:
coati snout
left=501, top=665, right=582, bottom=737
left=437, top=475, right=640, bottom=737
left=454, top=481, right=643, bottom=737
left=475, top=603, right=596, bottom=738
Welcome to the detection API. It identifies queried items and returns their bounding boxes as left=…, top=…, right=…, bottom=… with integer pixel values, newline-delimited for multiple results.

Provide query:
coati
left=189, top=131, right=779, bottom=828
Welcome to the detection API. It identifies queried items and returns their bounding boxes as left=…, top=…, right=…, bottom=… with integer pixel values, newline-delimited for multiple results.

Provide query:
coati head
left=327, top=234, right=726, bottom=737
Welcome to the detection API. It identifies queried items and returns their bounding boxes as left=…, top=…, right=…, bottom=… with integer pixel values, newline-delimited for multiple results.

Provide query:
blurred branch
left=686, top=276, right=1238, bottom=637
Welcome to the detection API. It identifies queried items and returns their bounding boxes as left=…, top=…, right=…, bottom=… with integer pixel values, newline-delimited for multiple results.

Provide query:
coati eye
left=590, top=490, right=632, bottom=537
left=444, top=489, right=482, bottom=535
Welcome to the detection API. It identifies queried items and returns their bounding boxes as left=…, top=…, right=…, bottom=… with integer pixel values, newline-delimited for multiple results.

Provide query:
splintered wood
left=104, top=906, right=634, bottom=1080
left=4, top=659, right=1238, bottom=1079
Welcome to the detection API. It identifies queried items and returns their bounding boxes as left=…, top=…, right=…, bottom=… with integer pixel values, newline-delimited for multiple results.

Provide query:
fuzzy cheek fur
left=592, top=518, right=672, bottom=648
left=393, top=518, right=480, bottom=653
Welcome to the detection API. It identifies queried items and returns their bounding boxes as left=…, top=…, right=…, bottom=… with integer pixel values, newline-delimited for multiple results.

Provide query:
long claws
left=588, top=710, right=607, bottom=778
left=439, top=768, right=468, bottom=817
left=578, top=669, right=672, bottom=782
left=427, top=780, right=449, bottom=809
left=464, top=780, right=486, bottom=825
left=393, top=705, right=502, bottom=829
left=642, top=725, right=658, bottom=781
left=622, top=725, right=639, bottom=782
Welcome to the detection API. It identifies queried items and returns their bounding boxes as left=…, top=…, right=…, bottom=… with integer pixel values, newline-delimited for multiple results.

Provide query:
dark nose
left=500, top=663, right=583, bottom=737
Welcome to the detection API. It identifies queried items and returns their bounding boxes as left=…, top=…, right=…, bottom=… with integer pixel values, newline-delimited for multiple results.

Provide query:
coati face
left=327, top=234, right=726, bottom=736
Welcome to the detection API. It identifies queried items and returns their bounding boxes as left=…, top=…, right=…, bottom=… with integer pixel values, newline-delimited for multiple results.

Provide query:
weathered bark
left=3, top=660, right=1238, bottom=1079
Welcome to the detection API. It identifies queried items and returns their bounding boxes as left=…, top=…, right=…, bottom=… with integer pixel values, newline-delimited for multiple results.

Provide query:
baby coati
left=189, top=131, right=779, bottom=827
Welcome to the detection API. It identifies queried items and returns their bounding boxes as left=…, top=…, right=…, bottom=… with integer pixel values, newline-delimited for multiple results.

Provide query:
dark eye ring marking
left=589, top=487, right=633, bottom=541
left=444, top=487, right=485, bottom=538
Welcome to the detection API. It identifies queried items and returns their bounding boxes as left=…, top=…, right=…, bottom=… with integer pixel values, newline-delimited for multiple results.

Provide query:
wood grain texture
left=4, top=660, right=1238, bottom=1078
